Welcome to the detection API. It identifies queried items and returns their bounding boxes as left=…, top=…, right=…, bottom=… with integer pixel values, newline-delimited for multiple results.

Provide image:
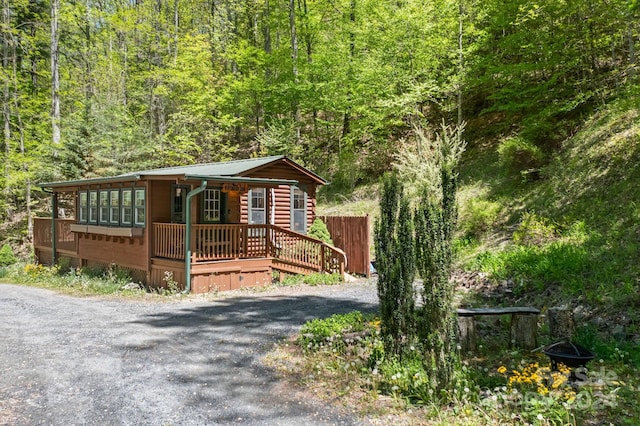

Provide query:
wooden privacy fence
left=318, top=215, right=371, bottom=277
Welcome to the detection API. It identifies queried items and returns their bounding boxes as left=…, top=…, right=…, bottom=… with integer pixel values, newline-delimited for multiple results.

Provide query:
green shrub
left=0, top=244, right=17, bottom=266
left=298, top=311, right=367, bottom=352
left=302, top=272, right=342, bottom=286
left=472, top=241, right=590, bottom=294
left=459, top=198, right=501, bottom=238
left=308, top=218, right=333, bottom=245
left=497, top=136, right=545, bottom=172
left=513, top=212, right=557, bottom=246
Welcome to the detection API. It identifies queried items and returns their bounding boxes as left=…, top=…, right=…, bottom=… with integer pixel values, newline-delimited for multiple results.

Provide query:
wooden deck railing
left=33, top=218, right=77, bottom=253
left=269, top=225, right=346, bottom=275
left=153, top=223, right=186, bottom=260
left=152, top=223, right=346, bottom=275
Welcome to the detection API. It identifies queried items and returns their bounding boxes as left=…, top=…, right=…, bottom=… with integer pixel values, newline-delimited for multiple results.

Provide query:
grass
left=279, top=272, right=344, bottom=287
left=0, top=262, right=159, bottom=298
left=0, top=261, right=348, bottom=299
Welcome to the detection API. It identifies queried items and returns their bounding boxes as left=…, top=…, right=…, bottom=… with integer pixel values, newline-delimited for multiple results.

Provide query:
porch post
left=183, top=180, right=208, bottom=294
left=51, top=192, right=58, bottom=265
left=265, top=188, right=274, bottom=256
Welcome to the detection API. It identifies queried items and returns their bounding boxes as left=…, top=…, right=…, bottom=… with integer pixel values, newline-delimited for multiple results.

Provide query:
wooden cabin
left=34, top=156, right=346, bottom=293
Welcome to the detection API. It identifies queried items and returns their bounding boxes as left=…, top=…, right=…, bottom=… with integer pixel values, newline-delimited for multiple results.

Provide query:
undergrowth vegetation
left=273, top=312, right=640, bottom=425
left=279, top=272, right=343, bottom=287
left=455, top=90, right=640, bottom=308
left=286, top=88, right=640, bottom=424
left=0, top=262, right=147, bottom=296
left=466, top=213, right=595, bottom=297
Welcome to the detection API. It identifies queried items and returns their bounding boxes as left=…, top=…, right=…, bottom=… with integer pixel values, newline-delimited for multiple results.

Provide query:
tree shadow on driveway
left=119, top=294, right=379, bottom=425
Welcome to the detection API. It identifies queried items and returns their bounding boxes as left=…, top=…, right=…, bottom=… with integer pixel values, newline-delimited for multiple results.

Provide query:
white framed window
left=121, top=189, right=133, bottom=226
left=88, top=190, right=98, bottom=224
left=202, top=188, right=222, bottom=223
left=134, top=188, right=145, bottom=227
left=109, top=189, right=120, bottom=225
left=99, top=191, right=109, bottom=224
left=290, top=186, right=307, bottom=233
left=248, top=188, right=266, bottom=224
left=78, top=191, right=88, bottom=223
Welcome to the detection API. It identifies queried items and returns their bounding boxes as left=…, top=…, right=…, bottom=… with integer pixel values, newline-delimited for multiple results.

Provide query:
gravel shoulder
left=0, top=282, right=378, bottom=426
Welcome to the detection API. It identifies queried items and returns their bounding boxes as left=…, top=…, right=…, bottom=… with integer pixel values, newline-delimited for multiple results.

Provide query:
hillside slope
left=320, top=87, right=640, bottom=338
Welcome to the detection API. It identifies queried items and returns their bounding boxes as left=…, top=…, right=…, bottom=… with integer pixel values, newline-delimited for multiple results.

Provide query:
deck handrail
left=267, top=225, right=347, bottom=275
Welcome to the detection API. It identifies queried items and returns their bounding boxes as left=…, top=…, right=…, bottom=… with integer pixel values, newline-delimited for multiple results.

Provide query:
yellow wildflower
left=537, top=384, right=549, bottom=396
left=497, top=366, right=507, bottom=374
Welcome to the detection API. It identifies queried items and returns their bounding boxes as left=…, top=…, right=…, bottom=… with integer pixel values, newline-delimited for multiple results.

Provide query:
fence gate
left=318, top=215, right=371, bottom=277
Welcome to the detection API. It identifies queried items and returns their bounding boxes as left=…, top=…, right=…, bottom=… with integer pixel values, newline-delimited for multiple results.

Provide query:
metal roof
left=40, top=155, right=324, bottom=189
left=119, top=155, right=286, bottom=178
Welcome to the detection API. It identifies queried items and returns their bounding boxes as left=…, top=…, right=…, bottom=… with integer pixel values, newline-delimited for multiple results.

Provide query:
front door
left=171, top=185, right=190, bottom=223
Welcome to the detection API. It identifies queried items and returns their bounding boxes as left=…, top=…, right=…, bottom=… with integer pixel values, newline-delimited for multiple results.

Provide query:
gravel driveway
left=0, top=282, right=378, bottom=426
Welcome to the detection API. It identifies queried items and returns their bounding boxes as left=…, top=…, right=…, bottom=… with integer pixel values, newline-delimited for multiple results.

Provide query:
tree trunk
left=264, top=0, right=272, bottom=54
left=2, top=0, right=12, bottom=217
left=51, top=0, right=61, bottom=146
left=457, top=0, right=464, bottom=127
left=548, top=307, right=575, bottom=341
left=629, top=22, right=636, bottom=77
left=289, top=0, right=301, bottom=145
left=9, top=20, right=31, bottom=241
left=458, top=316, right=476, bottom=353
left=341, top=0, right=356, bottom=139
left=510, top=314, right=538, bottom=350
left=173, top=0, right=179, bottom=65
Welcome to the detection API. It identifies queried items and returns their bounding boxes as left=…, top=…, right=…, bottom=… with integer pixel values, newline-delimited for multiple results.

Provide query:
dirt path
left=0, top=283, right=378, bottom=425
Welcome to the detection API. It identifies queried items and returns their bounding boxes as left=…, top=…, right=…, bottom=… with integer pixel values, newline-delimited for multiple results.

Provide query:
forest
left=1, top=0, right=639, bottom=243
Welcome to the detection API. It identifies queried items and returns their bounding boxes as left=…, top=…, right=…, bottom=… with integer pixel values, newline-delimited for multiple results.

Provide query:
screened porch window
left=134, top=189, right=146, bottom=227
left=109, top=189, right=120, bottom=225
left=88, top=191, right=98, bottom=224
left=78, top=192, right=88, bottom=223
left=99, top=191, right=109, bottom=224
left=121, top=189, right=133, bottom=225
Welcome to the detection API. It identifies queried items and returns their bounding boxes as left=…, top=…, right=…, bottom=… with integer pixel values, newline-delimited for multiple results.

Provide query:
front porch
left=34, top=218, right=346, bottom=292
left=152, top=223, right=345, bottom=271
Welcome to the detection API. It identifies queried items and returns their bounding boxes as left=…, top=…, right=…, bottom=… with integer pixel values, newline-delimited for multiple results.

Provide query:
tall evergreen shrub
left=415, top=165, right=459, bottom=391
left=411, top=121, right=465, bottom=392
left=374, top=173, right=416, bottom=356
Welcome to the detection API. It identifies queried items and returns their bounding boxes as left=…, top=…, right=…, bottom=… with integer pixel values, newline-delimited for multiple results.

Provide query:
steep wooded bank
left=1, top=0, right=638, bottom=246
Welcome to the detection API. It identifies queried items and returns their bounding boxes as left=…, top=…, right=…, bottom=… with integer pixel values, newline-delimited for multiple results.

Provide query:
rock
left=612, top=325, right=626, bottom=341
left=573, top=305, right=592, bottom=323
left=122, top=282, right=142, bottom=291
